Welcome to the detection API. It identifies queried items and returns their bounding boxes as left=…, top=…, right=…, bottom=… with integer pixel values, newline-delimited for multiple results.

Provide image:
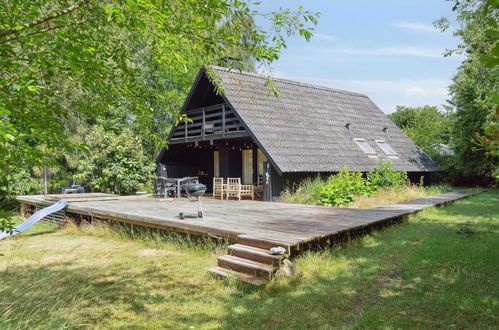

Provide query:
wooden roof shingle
left=195, top=66, right=441, bottom=173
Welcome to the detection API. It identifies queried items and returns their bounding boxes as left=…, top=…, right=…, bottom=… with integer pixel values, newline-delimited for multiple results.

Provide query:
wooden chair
left=213, top=177, right=224, bottom=200
left=240, top=184, right=254, bottom=200
left=226, top=178, right=241, bottom=200
left=253, top=176, right=264, bottom=199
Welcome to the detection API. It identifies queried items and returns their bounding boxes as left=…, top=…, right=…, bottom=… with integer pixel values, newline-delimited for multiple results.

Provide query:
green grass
left=278, top=174, right=453, bottom=208
left=1, top=190, right=498, bottom=329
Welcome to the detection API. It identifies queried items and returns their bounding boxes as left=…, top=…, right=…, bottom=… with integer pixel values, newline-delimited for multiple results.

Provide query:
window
left=257, top=149, right=267, bottom=176
left=354, top=139, right=377, bottom=155
left=376, top=140, right=397, bottom=155
left=242, top=150, right=253, bottom=184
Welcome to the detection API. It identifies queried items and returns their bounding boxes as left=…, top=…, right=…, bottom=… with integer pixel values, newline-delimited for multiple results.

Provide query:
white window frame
left=353, top=138, right=377, bottom=155
left=375, top=140, right=397, bottom=156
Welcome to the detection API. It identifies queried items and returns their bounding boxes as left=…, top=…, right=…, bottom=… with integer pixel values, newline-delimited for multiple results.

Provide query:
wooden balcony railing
left=170, top=103, right=247, bottom=143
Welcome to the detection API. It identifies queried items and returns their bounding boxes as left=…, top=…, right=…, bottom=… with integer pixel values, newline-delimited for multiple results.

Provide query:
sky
left=254, top=0, right=462, bottom=114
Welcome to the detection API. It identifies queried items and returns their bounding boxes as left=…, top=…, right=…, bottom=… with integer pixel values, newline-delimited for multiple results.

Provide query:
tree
left=0, top=0, right=319, bottom=193
left=0, top=1, right=320, bottom=232
left=75, top=126, right=155, bottom=195
left=388, top=106, right=453, bottom=159
left=436, top=0, right=498, bottom=183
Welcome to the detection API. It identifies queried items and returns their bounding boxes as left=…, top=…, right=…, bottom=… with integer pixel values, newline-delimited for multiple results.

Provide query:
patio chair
left=153, top=177, right=177, bottom=198
left=157, top=177, right=177, bottom=198
left=61, top=180, right=85, bottom=194
left=240, top=184, right=254, bottom=200
left=213, top=177, right=224, bottom=200
left=226, top=178, right=241, bottom=200
left=153, top=178, right=164, bottom=197
left=253, top=176, right=264, bottom=199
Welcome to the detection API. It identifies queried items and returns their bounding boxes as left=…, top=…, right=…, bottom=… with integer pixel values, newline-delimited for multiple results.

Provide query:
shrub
left=279, top=175, right=326, bottom=205
left=281, top=162, right=411, bottom=207
left=319, top=169, right=371, bottom=207
left=75, top=126, right=155, bottom=195
left=367, top=161, right=408, bottom=191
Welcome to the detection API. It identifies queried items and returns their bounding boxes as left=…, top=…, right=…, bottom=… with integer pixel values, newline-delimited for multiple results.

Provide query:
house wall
left=159, top=145, right=214, bottom=190
left=269, top=167, right=332, bottom=200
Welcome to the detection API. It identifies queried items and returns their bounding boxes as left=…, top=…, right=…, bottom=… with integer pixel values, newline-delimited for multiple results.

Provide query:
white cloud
left=313, top=33, right=338, bottom=42
left=313, top=46, right=445, bottom=58
left=405, top=86, right=427, bottom=96
left=393, top=21, right=437, bottom=33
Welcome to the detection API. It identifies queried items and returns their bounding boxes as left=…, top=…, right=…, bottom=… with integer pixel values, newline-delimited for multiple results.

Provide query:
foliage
left=319, top=169, right=371, bottom=207
left=0, top=0, right=319, bottom=198
left=0, top=216, right=13, bottom=233
left=75, top=126, right=155, bottom=195
left=279, top=175, right=326, bottom=205
left=281, top=162, right=411, bottom=207
left=1, top=190, right=497, bottom=328
left=388, top=106, right=453, bottom=159
left=318, top=162, right=408, bottom=207
left=366, top=161, right=409, bottom=191
left=436, top=0, right=499, bottom=183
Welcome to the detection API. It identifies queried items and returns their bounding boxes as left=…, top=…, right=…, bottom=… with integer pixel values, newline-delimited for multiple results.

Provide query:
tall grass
left=74, top=220, right=230, bottom=255
left=279, top=174, right=454, bottom=209
left=278, top=175, right=325, bottom=205
left=349, top=184, right=453, bottom=208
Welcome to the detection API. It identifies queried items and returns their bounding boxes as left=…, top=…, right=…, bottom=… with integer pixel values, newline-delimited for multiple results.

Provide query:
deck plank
left=17, top=190, right=480, bottom=248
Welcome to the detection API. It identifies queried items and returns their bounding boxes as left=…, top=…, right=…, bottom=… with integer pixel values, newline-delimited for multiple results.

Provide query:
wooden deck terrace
left=17, top=190, right=479, bottom=254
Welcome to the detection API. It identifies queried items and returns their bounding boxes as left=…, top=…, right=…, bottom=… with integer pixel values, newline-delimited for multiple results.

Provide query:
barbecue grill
left=179, top=183, right=206, bottom=219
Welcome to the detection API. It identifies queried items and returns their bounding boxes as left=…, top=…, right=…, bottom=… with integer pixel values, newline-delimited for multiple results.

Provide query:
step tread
left=218, top=255, right=277, bottom=272
left=208, top=266, right=266, bottom=286
left=228, top=244, right=286, bottom=259
left=237, top=234, right=291, bottom=247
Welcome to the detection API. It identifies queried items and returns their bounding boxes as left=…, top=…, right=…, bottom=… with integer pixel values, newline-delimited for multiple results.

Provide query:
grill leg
left=197, top=197, right=203, bottom=218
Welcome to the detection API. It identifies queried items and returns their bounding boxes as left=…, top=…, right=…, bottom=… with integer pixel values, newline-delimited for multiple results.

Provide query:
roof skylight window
left=376, top=140, right=397, bottom=155
left=354, top=138, right=377, bottom=155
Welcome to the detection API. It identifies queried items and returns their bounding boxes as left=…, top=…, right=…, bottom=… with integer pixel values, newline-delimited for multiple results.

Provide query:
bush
left=75, top=126, right=155, bottom=195
left=367, top=161, right=408, bottom=191
left=281, top=162, right=411, bottom=207
left=279, top=175, right=326, bottom=205
left=319, top=169, right=371, bottom=207
left=318, top=162, right=409, bottom=207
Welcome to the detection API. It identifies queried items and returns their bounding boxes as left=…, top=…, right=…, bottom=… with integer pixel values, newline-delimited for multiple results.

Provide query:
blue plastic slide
left=0, top=200, right=68, bottom=240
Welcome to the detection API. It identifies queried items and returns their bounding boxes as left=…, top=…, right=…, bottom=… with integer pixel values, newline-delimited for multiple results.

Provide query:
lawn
left=0, top=189, right=498, bottom=329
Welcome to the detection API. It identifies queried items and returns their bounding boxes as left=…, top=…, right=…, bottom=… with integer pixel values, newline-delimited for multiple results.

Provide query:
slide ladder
left=0, top=200, right=68, bottom=240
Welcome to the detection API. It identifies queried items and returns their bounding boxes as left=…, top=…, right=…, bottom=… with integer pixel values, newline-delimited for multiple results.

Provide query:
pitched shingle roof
left=205, top=66, right=440, bottom=173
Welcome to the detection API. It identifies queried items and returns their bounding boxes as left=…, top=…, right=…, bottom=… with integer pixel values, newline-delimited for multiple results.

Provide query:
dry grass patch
left=349, top=184, right=453, bottom=208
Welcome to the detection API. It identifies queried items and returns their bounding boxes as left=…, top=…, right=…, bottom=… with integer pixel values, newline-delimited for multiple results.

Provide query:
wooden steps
left=208, top=236, right=288, bottom=285
left=237, top=234, right=291, bottom=253
left=207, top=266, right=267, bottom=286
left=228, top=244, right=283, bottom=267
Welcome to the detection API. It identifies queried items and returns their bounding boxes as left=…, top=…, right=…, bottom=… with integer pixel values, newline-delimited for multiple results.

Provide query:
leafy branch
left=0, top=0, right=91, bottom=39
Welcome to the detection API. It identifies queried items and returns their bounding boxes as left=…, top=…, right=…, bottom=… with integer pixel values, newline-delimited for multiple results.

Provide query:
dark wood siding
left=270, top=168, right=334, bottom=200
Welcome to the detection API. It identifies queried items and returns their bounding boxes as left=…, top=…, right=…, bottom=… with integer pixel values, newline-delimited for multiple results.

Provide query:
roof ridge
left=208, top=65, right=369, bottom=98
